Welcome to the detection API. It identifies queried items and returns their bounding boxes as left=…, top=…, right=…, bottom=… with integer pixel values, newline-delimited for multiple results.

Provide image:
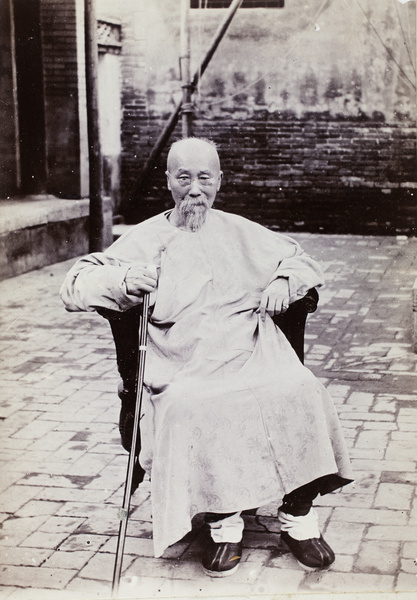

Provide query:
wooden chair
left=97, top=288, right=319, bottom=489
left=99, top=287, right=318, bottom=383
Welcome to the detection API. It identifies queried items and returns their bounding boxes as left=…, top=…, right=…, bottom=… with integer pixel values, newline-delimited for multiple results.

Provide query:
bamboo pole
left=111, top=294, right=150, bottom=597
left=180, top=0, right=193, bottom=138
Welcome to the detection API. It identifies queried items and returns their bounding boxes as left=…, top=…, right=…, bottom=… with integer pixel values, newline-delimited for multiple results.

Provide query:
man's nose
left=188, top=179, right=202, bottom=196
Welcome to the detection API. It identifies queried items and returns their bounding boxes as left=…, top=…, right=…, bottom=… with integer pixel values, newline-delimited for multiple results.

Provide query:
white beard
left=178, top=198, right=210, bottom=231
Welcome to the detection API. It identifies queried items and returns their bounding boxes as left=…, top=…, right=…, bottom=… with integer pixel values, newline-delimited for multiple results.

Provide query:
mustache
left=179, top=197, right=210, bottom=214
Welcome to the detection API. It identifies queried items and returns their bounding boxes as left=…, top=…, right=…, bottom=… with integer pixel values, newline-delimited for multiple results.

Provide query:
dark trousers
left=207, top=473, right=346, bottom=522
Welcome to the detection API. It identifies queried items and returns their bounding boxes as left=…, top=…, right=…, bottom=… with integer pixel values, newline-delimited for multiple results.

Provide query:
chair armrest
left=98, top=287, right=319, bottom=388
left=273, top=288, right=319, bottom=363
left=96, top=305, right=142, bottom=393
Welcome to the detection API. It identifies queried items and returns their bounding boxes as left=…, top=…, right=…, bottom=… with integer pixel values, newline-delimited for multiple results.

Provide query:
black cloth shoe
left=202, top=539, right=242, bottom=577
left=281, top=531, right=335, bottom=570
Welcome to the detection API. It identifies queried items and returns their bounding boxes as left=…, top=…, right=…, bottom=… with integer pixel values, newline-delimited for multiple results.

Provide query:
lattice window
left=97, top=20, right=122, bottom=51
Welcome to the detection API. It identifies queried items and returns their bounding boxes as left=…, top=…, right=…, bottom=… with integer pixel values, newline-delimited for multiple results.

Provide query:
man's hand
left=124, top=264, right=158, bottom=297
left=259, top=278, right=290, bottom=321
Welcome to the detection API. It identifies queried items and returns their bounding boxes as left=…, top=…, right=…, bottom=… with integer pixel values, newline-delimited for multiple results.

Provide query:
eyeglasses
left=166, top=171, right=215, bottom=188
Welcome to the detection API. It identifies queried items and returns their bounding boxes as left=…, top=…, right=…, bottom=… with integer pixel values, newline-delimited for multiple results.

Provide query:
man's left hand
left=259, top=278, right=290, bottom=321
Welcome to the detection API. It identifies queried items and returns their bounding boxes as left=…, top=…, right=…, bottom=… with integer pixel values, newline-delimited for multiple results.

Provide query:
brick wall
left=40, top=0, right=84, bottom=198
left=120, top=113, right=416, bottom=235
left=117, top=0, right=416, bottom=235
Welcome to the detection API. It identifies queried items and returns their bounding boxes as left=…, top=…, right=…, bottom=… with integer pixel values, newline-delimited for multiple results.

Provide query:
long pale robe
left=61, top=209, right=353, bottom=557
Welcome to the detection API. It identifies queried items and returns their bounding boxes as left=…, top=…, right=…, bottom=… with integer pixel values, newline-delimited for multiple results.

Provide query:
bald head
left=167, top=138, right=221, bottom=174
left=165, top=138, right=222, bottom=231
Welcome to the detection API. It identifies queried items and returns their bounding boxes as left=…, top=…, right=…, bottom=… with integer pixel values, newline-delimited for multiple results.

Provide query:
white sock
left=278, top=507, right=320, bottom=541
left=208, top=512, right=244, bottom=543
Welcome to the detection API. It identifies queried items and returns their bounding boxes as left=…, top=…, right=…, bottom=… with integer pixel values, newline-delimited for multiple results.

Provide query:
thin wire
left=194, top=0, right=331, bottom=109
left=355, top=0, right=415, bottom=90
left=393, top=0, right=416, bottom=75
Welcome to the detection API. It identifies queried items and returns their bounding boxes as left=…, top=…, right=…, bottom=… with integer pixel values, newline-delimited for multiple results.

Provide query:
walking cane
left=111, top=293, right=150, bottom=597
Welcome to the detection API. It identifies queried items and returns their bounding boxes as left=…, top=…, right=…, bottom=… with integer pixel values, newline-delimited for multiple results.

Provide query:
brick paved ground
left=0, top=233, right=417, bottom=600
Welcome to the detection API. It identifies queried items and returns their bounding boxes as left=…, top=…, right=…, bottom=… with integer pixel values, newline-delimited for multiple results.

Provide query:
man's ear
left=165, top=171, right=171, bottom=191
left=217, top=171, right=223, bottom=191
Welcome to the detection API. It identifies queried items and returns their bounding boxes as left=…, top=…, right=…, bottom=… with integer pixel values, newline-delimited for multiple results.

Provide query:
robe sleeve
left=59, top=252, right=142, bottom=313
left=268, top=235, right=324, bottom=304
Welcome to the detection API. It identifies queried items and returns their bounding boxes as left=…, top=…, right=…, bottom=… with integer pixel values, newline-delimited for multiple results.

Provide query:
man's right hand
left=124, top=264, right=158, bottom=297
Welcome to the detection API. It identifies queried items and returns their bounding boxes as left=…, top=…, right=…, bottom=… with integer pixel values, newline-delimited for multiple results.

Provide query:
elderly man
left=60, top=137, right=353, bottom=577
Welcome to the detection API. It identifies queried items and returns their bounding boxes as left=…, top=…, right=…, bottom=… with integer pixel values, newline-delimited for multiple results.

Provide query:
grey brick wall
left=40, top=0, right=84, bottom=198
left=120, top=112, right=416, bottom=235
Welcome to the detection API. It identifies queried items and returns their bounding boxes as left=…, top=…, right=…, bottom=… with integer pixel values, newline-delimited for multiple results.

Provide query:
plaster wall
left=98, top=48, right=122, bottom=212
left=112, top=0, right=416, bottom=233
left=133, top=0, right=415, bottom=121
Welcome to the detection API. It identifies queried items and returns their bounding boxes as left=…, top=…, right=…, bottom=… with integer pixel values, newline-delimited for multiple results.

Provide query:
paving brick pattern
left=0, top=234, right=416, bottom=600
